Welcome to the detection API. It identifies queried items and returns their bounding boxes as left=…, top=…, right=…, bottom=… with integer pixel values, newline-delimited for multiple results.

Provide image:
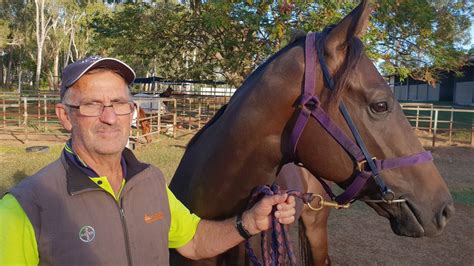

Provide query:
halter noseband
left=289, top=32, right=433, bottom=205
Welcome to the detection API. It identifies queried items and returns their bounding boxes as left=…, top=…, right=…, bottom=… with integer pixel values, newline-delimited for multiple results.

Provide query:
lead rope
left=244, top=184, right=315, bottom=266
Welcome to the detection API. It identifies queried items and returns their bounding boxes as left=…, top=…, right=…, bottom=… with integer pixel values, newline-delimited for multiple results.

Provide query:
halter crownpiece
left=289, top=32, right=433, bottom=205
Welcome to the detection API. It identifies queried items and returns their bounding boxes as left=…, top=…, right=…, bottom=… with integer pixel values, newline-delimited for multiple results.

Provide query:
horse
left=169, top=1, right=454, bottom=265
left=275, top=164, right=332, bottom=265
left=160, top=86, right=174, bottom=97
left=135, top=107, right=153, bottom=143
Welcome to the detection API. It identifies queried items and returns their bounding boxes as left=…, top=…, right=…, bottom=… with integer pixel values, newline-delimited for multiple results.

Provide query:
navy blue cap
left=60, top=56, right=136, bottom=100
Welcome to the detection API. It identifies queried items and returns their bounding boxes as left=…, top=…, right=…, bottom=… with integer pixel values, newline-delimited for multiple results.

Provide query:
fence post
left=449, top=108, right=454, bottom=142
left=415, top=105, right=419, bottom=129
left=172, top=99, right=177, bottom=138
left=429, top=105, right=433, bottom=134
left=23, top=97, right=28, bottom=143
left=432, top=109, right=438, bottom=148
left=471, top=117, right=474, bottom=147
left=44, top=95, right=48, bottom=131
left=157, top=100, right=161, bottom=140
left=2, top=96, right=6, bottom=128
left=471, top=126, right=474, bottom=147
left=198, top=106, right=201, bottom=129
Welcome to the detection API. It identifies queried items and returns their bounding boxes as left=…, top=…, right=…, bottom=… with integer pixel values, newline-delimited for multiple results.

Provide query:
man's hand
left=176, top=193, right=296, bottom=260
left=242, top=193, right=296, bottom=235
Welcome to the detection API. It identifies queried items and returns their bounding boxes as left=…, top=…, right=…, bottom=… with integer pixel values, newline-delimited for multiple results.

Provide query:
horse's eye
left=370, top=102, right=388, bottom=113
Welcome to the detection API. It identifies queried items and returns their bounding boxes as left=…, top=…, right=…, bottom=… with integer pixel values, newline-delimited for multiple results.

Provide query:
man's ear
left=56, top=103, right=73, bottom=131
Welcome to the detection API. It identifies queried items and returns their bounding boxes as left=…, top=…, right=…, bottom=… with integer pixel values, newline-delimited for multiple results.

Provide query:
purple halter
left=289, top=32, right=433, bottom=205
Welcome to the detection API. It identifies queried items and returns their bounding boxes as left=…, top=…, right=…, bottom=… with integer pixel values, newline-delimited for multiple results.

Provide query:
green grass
left=0, top=134, right=192, bottom=195
left=451, top=188, right=474, bottom=206
left=1, top=133, right=473, bottom=206
left=133, top=134, right=192, bottom=183
left=0, top=144, right=64, bottom=194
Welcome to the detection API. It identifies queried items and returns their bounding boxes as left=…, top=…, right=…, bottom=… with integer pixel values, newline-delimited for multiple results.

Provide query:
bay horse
left=170, top=1, right=454, bottom=265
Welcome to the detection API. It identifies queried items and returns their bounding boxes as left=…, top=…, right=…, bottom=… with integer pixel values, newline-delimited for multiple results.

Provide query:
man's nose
left=99, top=105, right=118, bottom=124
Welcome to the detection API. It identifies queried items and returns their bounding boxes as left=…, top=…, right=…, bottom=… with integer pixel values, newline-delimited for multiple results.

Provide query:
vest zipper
left=118, top=200, right=133, bottom=266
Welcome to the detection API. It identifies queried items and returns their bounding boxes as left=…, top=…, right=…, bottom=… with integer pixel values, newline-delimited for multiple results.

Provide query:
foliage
left=372, top=0, right=473, bottom=84
left=0, top=0, right=472, bottom=89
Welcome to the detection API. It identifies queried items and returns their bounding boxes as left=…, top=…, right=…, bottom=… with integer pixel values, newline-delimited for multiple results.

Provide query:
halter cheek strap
left=289, top=32, right=433, bottom=204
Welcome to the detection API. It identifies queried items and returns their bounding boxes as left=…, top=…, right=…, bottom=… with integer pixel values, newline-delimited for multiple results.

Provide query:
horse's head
left=291, top=1, right=454, bottom=237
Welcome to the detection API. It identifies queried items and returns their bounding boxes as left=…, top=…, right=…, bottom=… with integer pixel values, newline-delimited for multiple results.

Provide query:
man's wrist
left=235, top=213, right=252, bottom=239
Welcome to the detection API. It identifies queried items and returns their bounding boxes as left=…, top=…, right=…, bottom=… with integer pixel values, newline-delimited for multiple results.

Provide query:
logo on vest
left=79, top=226, right=96, bottom=243
left=144, top=212, right=164, bottom=224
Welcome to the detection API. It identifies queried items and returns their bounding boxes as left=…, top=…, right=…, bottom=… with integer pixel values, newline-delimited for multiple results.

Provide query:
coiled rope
left=244, top=184, right=316, bottom=266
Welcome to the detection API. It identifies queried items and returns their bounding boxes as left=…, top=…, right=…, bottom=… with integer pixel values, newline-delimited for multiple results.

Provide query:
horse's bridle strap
left=375, top=152, right=433, bottom=171
left=289, top=32, right=434, bottom=204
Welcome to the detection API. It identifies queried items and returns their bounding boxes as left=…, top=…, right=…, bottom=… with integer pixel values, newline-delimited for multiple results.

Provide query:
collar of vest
left=63, top=147, right=150, bottom=195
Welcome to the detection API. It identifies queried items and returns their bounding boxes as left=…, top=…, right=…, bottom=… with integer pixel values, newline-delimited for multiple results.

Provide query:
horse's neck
left=173, top=99, right=286, bottom=218
left=172, top=46, right=304, bottom=217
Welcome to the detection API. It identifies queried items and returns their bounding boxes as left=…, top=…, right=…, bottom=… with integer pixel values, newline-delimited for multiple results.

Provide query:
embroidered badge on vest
left=79, top=225, right=96, bottom=243
left=144, top=212, right=164, bottom=224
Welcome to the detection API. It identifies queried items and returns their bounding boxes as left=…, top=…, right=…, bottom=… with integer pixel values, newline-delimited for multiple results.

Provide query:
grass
left=0, top=144, right=64, bottom=194
left=0, top=133, right=192, bottom=195
left=451, top=188, right=474, bottom=206
left=1, top=132, right=473, bottom=205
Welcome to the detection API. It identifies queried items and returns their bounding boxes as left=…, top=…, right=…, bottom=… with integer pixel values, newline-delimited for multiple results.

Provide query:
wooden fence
left=0, top=93, right=228, bottom=144
left=1, top=92, right=472, bottom=148
left=400, top=103, right=474, bottom=147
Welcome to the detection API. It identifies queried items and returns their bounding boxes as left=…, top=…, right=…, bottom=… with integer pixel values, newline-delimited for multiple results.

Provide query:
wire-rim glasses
left=65, top=102, right=135, bottom=117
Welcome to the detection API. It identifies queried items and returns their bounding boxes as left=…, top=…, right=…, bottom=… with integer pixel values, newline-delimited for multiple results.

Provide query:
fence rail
left=1, top=93, right=473, bottom=147
left=0, top=93, right=228, bottom=144
left=400, top=103, right=474, bottom=147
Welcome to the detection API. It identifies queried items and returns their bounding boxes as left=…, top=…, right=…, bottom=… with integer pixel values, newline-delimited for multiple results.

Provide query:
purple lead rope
left=244, top=184, right=314, bottom=266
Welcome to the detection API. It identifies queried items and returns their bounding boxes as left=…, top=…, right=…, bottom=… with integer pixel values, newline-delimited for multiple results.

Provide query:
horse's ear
left=324, top=0, right=370, bottom=56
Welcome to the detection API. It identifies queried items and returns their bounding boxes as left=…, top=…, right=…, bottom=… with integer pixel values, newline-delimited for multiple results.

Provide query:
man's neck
left=72, top=143, right=124, bottom=194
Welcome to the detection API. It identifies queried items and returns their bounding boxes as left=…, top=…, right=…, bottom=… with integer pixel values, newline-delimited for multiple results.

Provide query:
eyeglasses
left=65, top=102, right=135, bottom=117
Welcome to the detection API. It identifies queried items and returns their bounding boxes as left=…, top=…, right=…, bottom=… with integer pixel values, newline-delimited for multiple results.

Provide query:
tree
left=0, top=0, right=32, bottom=90
left=34, top=0, right=54, bottom=88
left=372, top=0, right=473, bottom=84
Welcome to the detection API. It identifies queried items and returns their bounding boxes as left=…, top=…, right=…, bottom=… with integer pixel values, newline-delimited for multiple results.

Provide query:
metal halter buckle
left=306, top=194, right=351, bottom=211
left=356, top=157, right=377, bottom=172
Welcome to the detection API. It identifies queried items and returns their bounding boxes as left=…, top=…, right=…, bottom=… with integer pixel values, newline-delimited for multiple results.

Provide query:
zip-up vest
left=10, top=150, right=171, bottom=265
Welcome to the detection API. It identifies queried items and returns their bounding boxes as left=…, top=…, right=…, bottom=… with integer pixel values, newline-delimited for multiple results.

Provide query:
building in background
left=387, top=59, right=474, bottom=106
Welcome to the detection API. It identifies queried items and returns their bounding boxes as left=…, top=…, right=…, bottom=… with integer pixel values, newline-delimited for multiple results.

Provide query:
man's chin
left=93, top=138, right=128, bottom=155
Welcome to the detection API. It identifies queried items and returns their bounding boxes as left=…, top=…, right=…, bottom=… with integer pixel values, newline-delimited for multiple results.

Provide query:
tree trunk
left=17, top=65, right=22, bottom=94
left=34, top=0, right=51, bottom=89
left=6, top=50, right=13, bottom=85
left=0, top=54, right=4, bottom=86
left=53, top=50, right=59, bottom=90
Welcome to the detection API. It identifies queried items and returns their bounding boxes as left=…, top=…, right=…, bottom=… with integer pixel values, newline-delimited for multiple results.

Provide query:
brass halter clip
left=306, top=194, right=351, bottom=211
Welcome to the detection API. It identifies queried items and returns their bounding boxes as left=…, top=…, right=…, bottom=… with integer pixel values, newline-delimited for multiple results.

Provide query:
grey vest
left=10, top=149, right=171, bottom=266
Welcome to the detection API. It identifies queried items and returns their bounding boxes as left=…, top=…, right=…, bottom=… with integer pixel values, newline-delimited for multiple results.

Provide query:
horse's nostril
left=437, top=202, right=455, bottom=229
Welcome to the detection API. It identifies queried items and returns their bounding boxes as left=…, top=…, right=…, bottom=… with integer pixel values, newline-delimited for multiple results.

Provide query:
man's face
left=56, top=70, right=133, bottom=157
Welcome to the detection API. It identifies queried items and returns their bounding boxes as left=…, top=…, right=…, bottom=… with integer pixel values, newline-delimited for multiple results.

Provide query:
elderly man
left=0, top=56, right=296, bottom=265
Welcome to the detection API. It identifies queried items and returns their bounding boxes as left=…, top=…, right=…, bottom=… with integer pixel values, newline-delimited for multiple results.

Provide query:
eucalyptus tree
left=372, top=0, right=472, bottom=84
left=0, top=0, right=32, bottom=90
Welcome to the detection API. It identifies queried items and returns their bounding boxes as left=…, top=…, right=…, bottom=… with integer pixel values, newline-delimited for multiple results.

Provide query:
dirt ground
left=327, top=141, right=474, bottom=265
left=1, top=131, right=473, bottom=265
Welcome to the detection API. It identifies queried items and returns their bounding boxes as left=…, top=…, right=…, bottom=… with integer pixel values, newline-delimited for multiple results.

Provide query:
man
left=0, top=56, right=296, bottom=265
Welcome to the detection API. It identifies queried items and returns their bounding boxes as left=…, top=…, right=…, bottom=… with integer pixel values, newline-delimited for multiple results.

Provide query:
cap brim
left=66, top=58, right=136, bottom=88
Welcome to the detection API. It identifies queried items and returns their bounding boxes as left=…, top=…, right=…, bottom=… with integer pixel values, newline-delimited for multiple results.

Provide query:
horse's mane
left=318, top=26, right=365, bottom=110
left=187, top=104, right=228, bottom=148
